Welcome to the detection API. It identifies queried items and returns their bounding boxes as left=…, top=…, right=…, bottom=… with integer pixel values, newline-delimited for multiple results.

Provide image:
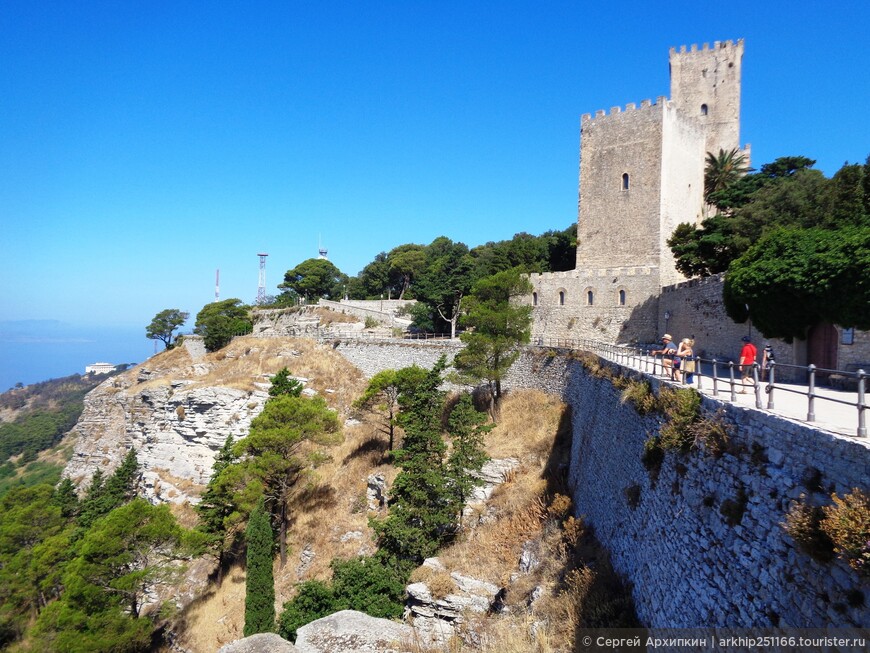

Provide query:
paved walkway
left=602, top=353, right=868, bottom=440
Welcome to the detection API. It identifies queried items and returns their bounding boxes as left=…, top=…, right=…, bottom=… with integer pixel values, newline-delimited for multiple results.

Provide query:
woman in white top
left=676, top=338, right=695, bottom=384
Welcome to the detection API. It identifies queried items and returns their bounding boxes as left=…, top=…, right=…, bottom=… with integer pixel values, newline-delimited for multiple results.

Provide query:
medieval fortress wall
left=325, top=339, right=869, bottom=627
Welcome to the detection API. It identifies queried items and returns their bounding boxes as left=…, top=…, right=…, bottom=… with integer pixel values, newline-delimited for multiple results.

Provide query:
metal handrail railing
left=581, top=339, right=867, bottom=438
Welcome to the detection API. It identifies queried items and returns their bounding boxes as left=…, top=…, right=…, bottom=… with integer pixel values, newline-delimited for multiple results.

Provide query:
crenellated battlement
left=581, top=96, right=669, bottom=123
left=668, top=38, right=743, bottom=56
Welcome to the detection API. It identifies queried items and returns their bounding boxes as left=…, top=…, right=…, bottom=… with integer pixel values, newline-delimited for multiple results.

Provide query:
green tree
left=237, top=395, right=341, bottom=565
left=348, top=252, right=400, bottom=300
left=145, top=309, right=189, bottom=350
left=352, top=370, right=402, bottom=451
left=411, top=237, right=475, bottom=338
left=194, top=299, right=252, bottom=352
left=669, top=156, right=831, bottom=277
left=0, top=485, right=67, bottom=646
left=704, top=147, right=750, bottom=205
left=387, top=244, right=426, bottom=299
left=53, top=476, right=80, bottom=519
left=195, top=436, right=240, bottom=582
left=277, top=556, right=405, bottom=642
left=724, top=226, right=870, bottom=340
left=373, top=358, right=458, bottom=567
left=78, top=449, right=140, bottom=530
left=244, top=496, right=275, bottom=636
left=279, top=258, right=348, bottom=302
left=268, top=368, right=303, bottom=398
left=453, top=268, right=533, bottom=416
left=277, top=579, right=337, bottom=642
left=32, top=499, right=183, bottom=652
left=445, top=394, right=490, bottom=524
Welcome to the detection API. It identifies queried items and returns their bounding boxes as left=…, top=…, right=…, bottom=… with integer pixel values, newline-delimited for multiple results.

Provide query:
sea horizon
left=0, top=320, right=158, bottom=392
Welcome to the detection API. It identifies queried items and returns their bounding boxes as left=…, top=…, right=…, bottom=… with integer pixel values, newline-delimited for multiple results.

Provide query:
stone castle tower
left=529, top=40, right=748, bottom=344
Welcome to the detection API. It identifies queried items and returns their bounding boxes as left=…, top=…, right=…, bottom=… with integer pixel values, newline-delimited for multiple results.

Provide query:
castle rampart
left=325, top=340, right=870, bottom=628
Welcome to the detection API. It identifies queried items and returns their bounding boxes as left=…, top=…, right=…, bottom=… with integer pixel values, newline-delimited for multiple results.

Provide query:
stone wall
left=326, top=340, right=870, bottom=628
left=659, top=274, right=870, bottom=380
left=527, top=268, right=659, bottom=344
left=330, top=339, right=464, bottom=380
left=564, top=357, right=869, bottom=628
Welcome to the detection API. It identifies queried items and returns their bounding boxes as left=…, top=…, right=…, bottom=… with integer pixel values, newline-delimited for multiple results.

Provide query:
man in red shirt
left=739, top=336, right=757, bottom=392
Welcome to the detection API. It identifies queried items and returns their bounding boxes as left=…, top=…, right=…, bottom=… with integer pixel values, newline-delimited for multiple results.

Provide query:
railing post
left=729, top=362, right=737, bottom=402
left=807, top=364, right=816, bottom=422
left=712, top=359, right=719, bottom=397
left=857, top=369, right=866, bottom=438
left=753, top=362, right=762, bottom=408
left=766, top=362, right=776, bottom=410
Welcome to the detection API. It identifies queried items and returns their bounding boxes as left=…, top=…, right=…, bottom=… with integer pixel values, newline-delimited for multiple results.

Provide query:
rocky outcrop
left=294, top=610, right=415, bottom=653
left=405, top=558, right=502, bottom=646
left=63, top=370, right=270, bottom=503
left=462, top=457, right=520, bottom=524
left=217, top=633, right=297, bottom=653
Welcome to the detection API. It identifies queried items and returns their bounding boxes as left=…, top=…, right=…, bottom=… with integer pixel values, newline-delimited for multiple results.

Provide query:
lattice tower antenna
left=318, top=234, right=328, bottom=260
left=215, top=269, right=220, bottom=301
left=257, top=253, right=268, bottom=305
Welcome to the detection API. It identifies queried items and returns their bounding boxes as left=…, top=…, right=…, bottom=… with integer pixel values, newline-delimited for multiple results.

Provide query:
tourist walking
left=739, top=336, right=757, bottom=392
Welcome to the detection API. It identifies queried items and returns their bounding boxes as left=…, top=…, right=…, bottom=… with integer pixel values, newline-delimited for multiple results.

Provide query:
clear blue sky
left=1, top=1, right=869, bottom=384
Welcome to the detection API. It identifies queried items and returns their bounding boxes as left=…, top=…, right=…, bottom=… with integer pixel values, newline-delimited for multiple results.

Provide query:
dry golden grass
left=170, top=381, right=609, bottom=653
left=169, top=564, right=247, bottom=653
left=311, top=306, right=361, bottom=325
left=409, top=565, right=456, bottom=600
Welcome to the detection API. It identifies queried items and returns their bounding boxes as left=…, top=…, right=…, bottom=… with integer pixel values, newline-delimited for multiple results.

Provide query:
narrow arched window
left=622, top=173, right=630, bottom=190
left=559, top=291, right=565, bottom=306
left=700, top=104, right=708, bottom=116
left=532, top=292, right=538, bottom=306
left=618, top=289, right=626, bottom=306
left=587, top=290, right=594, bottom=306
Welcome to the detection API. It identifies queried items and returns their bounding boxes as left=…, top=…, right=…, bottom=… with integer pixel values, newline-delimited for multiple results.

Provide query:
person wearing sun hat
left=651, top=334, right=678, bottom=379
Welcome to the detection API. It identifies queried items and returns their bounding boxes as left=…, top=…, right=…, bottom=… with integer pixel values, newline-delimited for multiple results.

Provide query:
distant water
left=0, top=321, right=157, bottom=391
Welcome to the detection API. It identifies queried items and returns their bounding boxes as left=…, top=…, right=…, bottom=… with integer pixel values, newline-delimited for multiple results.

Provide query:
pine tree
left=374, top=358, right=458, bottom=567
left=244, top=496, right=275, bottom=636
left=268, top=368, right=303, bottom=397
left=52, top=477, right=79, bottom=519
left=446, top=394, right=491, bottom=524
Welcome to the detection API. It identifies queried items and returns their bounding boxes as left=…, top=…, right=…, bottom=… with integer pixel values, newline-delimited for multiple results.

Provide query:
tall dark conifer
left=244, top=496, right=275, bottom=636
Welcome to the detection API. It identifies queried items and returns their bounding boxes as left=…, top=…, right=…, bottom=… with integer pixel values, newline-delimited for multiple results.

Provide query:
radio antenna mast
left=257, top=253, right=268, bottom=305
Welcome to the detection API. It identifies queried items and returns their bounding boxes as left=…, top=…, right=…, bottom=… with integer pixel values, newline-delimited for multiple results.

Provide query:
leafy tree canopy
left=670, top=156, right=869, bottom=277
left=724, top=226, right=870, bottom=341
left=145, top=308, right=189, bottom=350
left=194, top=299, right=252, bottom=352
left=279, top=258, right=348, bottom=301
left=410, top=237, right=475, bottom=338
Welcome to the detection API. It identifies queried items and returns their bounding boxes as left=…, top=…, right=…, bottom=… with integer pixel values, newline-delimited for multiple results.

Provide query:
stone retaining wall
left=328, top=340, right=870, bottom=627
left=565, top=357, right=869, bottom=628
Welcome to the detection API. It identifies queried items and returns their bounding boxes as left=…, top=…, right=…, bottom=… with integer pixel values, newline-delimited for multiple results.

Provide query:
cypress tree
left=244, top=496, right=275, bottom=636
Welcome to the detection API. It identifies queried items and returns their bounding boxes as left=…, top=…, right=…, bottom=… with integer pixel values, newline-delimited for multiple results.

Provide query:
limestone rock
left=217, top=633, right=297, bottom=653
left=296, top=543, right=316, bottom=578
left=462, top=457, right=520, bottom=523
left=367, top=473, right=387, bottom=512
left=63, top=370, right=269, bottom=504
left=294, top=610, right=415, bottom=653
left=404, top=561, right=501, bottom=646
